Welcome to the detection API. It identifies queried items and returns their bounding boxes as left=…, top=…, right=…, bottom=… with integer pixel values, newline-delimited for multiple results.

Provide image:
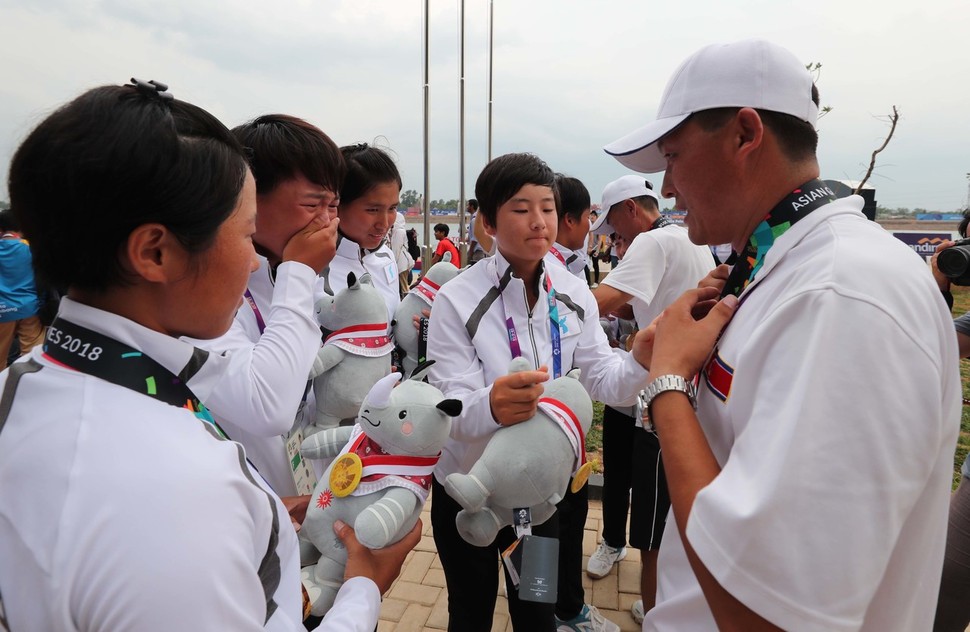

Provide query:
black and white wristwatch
left=641, top=374, right=697, bottom=432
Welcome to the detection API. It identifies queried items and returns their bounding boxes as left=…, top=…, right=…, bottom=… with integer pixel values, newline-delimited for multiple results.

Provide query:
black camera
left=938, top=238, right=970, bottom=286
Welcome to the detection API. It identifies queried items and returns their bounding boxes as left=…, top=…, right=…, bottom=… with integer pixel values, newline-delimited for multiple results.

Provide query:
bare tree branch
left=854, top=106, right=899, bottom=194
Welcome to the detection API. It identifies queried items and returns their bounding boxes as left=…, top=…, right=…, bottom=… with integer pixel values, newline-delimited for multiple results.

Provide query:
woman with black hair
left=0, top=81, right=417, bottom=632
left=324, top=143, right=403, bottom=323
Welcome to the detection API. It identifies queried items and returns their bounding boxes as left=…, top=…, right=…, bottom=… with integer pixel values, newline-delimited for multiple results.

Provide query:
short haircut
left=630, top=195, right=660, bottom=211
left=0, top=209, right=20, bottom=233
left=691, top=84, right=820, bottom=162
left=434, top=223, right=449, bottom=235
left=232, top=114, right=345, bottom=196
left=475, top=153, right=558, bottom=227
left=959, top=209, right=970, bottom=239
left=8, top=84, right=249, bottom=292
left=467, top=198, right=479, bottom=211
left=553, top=174, right=590, bottom=223
left=340, top=143, right=403, bottom=206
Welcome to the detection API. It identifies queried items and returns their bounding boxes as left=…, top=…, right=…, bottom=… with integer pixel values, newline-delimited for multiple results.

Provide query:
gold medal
left=570, top=462, right=593, bottom=493
left=329, top=452, right=363, bottom=497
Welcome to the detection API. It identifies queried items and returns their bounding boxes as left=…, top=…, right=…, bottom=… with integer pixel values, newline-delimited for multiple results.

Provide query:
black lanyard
left=721, top=179, right=837, bottom=299
left=43, top=317, right=227, bottom=437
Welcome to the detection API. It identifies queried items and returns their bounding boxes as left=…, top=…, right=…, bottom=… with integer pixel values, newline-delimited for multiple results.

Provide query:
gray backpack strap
left=0, top=360, right=41, bottom=629
left=0, top=359, right=42, bottom=436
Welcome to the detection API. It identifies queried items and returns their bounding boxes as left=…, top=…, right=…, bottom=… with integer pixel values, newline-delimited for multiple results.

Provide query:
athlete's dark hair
left=9, top=83, right=248, bottom=291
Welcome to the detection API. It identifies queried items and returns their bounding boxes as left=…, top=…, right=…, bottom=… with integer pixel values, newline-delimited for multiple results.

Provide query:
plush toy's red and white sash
left=324, top=323, right=393, bottom=357
left=344, top=426, right=439, bottom=502
left=411, top=276, right=441, bottom=307
left=537, top=397, right=586, bottom=473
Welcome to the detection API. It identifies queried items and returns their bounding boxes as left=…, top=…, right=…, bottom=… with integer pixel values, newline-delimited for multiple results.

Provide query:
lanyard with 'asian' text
left=500, top=270, right=562, bottom=378
left=42, top=317, right=227, bottom=438
left=721, top=178, right=837, bottom=300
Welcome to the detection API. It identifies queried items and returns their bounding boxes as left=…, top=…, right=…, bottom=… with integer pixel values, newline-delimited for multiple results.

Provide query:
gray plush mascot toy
left=310, top=272, right=393, bottom=433
left=393, top=259, right=460, bottom=375
left=299, top=361, right=462, bottom=616
left=444, top=356, right=594, bottom=547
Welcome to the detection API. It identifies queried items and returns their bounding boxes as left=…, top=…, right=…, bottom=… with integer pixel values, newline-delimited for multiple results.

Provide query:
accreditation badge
left=285, top=427, right=318, bottom=496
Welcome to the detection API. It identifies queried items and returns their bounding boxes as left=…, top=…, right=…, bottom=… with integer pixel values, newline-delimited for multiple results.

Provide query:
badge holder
left=285, top=426, right=319, bottom=496
left=500, top=508, right=559, bottom=604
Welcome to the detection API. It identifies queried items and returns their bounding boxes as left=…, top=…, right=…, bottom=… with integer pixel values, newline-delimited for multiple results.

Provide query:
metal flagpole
left=487, top=0, right=494, bottom=162
left=458, top=0, right=467, bottom=265
left=422, top=0, right=432, bottom=270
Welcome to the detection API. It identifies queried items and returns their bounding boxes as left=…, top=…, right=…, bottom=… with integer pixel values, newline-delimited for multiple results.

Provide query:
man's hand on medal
left=650, top=287, right=738, bottom=380
left=697, top=263, right=730, bottom=293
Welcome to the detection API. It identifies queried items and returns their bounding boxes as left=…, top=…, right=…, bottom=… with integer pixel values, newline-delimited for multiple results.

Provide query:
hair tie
left=128, top=78, right=174, bottom=102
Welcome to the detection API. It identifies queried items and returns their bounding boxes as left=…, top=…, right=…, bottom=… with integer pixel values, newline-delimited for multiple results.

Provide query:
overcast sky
left=1, top=0, right=968, bottom=212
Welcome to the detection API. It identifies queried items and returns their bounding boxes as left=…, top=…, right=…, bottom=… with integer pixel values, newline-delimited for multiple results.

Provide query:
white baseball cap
left=590, top=175, right=658, bottom=236
left=604, top=39, right=818, bottom=173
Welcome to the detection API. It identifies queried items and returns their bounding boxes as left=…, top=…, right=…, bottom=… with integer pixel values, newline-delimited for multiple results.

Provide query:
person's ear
left=483, top=214, right=497, bottom=237
left=124, top=223, right=185, bottom=283
left=735, top=107, right=764, bottom=156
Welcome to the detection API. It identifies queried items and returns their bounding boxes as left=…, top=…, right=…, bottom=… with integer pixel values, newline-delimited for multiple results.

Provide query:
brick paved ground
left=377, top=497, right=642, bottom=632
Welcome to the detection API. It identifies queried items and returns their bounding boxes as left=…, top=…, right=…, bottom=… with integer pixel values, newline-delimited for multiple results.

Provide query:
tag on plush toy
left=329, top=452, right=363, bottom=497
left=512, top=506, right=532, bottom=538
left=518, top=535, right=559, bottom=604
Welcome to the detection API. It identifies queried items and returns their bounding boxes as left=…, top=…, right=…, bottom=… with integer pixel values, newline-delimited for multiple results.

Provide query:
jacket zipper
left=524, top=286, right=541, bottom=369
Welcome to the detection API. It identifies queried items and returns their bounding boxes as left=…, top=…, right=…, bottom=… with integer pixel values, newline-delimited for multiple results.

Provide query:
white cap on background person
left=590, top=175, right=658, bottom=235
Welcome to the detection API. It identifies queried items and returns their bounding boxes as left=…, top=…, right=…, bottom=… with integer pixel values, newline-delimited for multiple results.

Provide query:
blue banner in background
left=891, top=231, right=957, bottom=262
left=916, top=213, right=965, bottom=221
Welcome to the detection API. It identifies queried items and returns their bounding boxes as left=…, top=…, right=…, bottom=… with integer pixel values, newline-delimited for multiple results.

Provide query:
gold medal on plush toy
left=329, top=453, right=363, bottom=497
left=570, top=462, right=593, bottom=494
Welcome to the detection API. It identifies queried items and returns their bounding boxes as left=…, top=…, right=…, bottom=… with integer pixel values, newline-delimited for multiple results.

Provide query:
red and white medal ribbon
left=341, top=426, right=440, bottom=503
left=411, top=276, right=441, bottom=307
left=537, top=397, right=586, bottom=473
left=324, top=323, right=393, bottom=357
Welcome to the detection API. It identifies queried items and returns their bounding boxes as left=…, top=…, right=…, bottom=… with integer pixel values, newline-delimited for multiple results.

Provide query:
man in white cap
left=604, top=39, right=960, bottom=630
left=586, top=175, right=713, bottom=624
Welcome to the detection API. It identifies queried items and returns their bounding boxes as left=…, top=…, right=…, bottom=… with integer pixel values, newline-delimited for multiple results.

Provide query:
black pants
left=601, top=405, right=669, bottom=551
left=934, top=474, right=970, bottom=631
left=601, top=405, right=636, bottom=548
left=431, top=477, right=587, bottom=631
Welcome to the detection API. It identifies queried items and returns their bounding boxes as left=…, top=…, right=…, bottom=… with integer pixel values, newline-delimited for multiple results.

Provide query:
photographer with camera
left=929, top=215, right=970, bottom=632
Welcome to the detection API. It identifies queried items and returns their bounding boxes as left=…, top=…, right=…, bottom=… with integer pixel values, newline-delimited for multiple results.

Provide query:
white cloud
left=2, top=0, right=969, bottom=210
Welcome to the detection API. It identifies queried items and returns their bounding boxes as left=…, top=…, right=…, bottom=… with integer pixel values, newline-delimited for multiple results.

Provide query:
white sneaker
left=556, top=604, right=620, bottom=632
left=586, top=541, right=627, bottom=578
left=631, top=599, right=644, bottom=624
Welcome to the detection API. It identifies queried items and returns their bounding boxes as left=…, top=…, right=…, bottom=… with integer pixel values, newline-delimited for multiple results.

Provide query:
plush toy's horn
left=367, top=372, right=402, bottom=408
